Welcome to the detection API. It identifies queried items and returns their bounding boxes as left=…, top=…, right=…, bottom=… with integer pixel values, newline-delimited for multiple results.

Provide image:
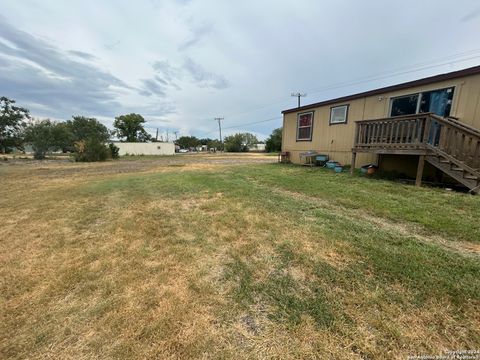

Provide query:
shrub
left=73, top=138, right=110, bottom=162
left=109, top=143, right=120, bottom=159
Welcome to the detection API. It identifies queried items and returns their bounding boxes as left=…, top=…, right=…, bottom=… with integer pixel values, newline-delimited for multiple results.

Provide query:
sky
left=1, top=0, right=480, bottom=141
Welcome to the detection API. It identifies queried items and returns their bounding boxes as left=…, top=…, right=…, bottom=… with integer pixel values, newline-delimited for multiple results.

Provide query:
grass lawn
left=1, top=154, right=479, bottom=359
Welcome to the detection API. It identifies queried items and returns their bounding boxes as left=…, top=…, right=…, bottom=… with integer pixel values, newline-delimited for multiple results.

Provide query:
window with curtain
left=296, top=112, right=313, bottom=141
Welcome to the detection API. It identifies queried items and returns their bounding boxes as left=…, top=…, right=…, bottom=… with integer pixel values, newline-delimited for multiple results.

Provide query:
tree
left=197, top=138, right=221, bottom=150
left=24, top=119, right=84, bottom=159
left=265, top=127, right=282, bottom=152
left=65, top=116, right=112, bottom=162
left=66, top=116, right=111, bottom=143
left=207, top=139, right=222, bottom=150
left=0, top=97, right=30, bottom=153
left=52, top=122, right=74, bottom=152
left=223, top=132, right=259, bottom=152
left=243, top=133, right=259, bottom=148
left=176, top=136, right=200, bottom=149
left=224, top=133, right=245, bottom=152
left=114, top=113, right=151, bottom=142
left=25, top=119, right=59, bottom=160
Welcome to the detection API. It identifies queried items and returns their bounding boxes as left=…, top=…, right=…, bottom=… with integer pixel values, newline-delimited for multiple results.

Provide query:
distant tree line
left=176, top=132, right=267, bottom=153
left=175, top=136, right=222, bottom=150
left=23, top=116, right=117, bottom=161
left=0, top=97, right=155, bottom=161
left=1, top=96, right=284, bottom=160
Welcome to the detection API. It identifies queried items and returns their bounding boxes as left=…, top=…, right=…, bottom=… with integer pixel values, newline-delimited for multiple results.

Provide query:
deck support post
left=416, top=155, right=425, bottom=187
left=350, top=152, right=357, bottom=175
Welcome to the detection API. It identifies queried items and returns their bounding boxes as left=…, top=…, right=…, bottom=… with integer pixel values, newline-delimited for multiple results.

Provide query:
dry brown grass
left=1, top=154, right=479, bottom=359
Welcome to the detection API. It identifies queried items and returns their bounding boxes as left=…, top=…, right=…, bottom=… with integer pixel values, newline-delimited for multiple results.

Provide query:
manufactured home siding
left=282, top=72, right=480, bottom=166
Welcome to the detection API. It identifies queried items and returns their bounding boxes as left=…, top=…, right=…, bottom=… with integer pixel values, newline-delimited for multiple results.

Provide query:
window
left=389, top=87, right=454, bottom=117
left=419, top=87, right=454, bottom=117
left=329, top=105, right=348, bottom=124
left=296, top=112, right=313, bottom=141
left=390, top=94, right=419, bottom=116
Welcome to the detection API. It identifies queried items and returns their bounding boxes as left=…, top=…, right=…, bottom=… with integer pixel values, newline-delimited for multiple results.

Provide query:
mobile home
left=281, top=66, right=480, bottom=193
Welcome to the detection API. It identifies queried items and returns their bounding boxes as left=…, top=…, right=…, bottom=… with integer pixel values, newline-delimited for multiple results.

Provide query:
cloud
left=68, top=50, right=97, bottom=61
left=152, top=60, right=183, bottom=82
left=146, top=57, right=229, bottom=92
left=139, top=78, right=167, bottom=97
left=460, top=7, right=480, bottom=22
left=178, top=23, right=213, bottom=51
left=136, top=102, right=177, bottom=118
left=182, top=57, right=229, bottom=89
left=139, top=60, right=184, bottom=96
left=104, top=40, right=121, bottom=50
left=155, top=76, right=169, bottom=85
left=0, top=16, right=135, bottom=118
left=2, top=1, right=478, bottom=139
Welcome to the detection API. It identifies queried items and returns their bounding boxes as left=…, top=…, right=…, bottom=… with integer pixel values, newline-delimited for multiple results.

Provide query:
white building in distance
left=115, top=142, right=175, bottom=156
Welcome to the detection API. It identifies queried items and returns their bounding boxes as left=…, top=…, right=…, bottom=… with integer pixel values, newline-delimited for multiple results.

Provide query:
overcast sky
left=1, top=0, right=480, bottom=140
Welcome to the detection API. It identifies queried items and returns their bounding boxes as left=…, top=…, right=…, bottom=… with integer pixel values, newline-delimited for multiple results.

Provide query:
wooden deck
left=351, top=113, right=480, bottom=193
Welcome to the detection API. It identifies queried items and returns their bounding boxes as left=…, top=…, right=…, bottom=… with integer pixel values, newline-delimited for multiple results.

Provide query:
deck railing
left=354, top=113, right=430, bottom=152
left=353, top=113, right=480, bottom=170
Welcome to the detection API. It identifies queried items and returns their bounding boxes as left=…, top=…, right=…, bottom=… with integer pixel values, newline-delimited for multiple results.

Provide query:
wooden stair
left=424, top=115, right=480, bottom=194
left=425, top=151, right=480, bottom=194
left=352, top=113, right=480, bottom=194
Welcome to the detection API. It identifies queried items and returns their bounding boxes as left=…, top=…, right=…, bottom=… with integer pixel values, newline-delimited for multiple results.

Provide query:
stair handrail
left=430, top=113, right=480, bottom=137
left=425, top=144, right=480, bottom=176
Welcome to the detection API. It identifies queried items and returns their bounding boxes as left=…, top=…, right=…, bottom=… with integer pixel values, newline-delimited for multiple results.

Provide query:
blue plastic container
left=326, top=161, right=338, bottom=169
left=334, top=166, right=343, bottom=173
left=315, top=155, right=329, bottom=162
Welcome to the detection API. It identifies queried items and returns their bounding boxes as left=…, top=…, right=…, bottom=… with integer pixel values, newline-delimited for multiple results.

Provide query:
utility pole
left=166, top=129, right=169, bottom=142
left=156, top=128, right=159, bottom=142
left=215, top=117, right=224, bottom=151
left=174, top=131, right=178, bottom=141
left=291, top=92, right=307, bottom=107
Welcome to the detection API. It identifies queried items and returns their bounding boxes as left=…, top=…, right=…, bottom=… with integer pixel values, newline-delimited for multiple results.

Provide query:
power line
left=206, top=49, right=480, bottom=121
left=222, top=116, right=282, bottom=130
left=196, top=116, right=282, bottom=137
left=146, top=50, right=480, bottom=138
left=193, top=54, right=480, bottom=135
left=305, top=55, right=480, bottom=98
